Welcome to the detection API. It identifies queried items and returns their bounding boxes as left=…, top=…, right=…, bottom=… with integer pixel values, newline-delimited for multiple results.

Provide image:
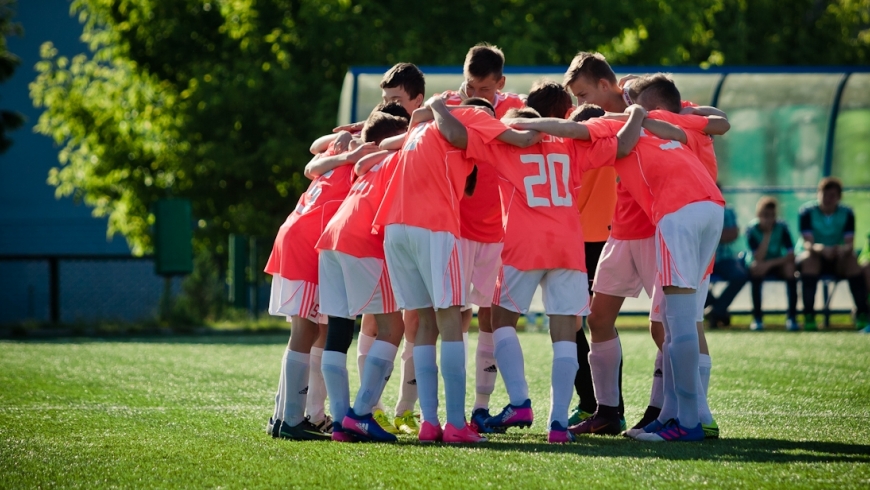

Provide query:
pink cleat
left=547, top=421, right=575, bottom=444
left=443, top=422, right=488, bottom=444
left=418, top=421, right=443, bottom=443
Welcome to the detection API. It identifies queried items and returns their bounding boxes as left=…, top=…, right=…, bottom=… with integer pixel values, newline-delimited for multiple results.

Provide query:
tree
left=0, top=0, right=24, bottom=153
left=29, top=0, right=870, bottom=256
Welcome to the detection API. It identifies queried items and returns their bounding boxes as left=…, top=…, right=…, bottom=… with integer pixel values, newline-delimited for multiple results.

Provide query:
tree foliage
left=30, top=0, right=870, bottom=255
left=0, top=0, right=24, bottom=153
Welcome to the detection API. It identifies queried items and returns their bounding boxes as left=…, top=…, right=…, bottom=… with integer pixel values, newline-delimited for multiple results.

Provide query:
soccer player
left=440, top=44, right=525, bottom=433
left=373, top=97, right=536, bottom=443
left=745, top=196, right=798, bottom=331
left=461, top=96, right=646, bottom=442
left=264, top=131, right=381, bottom=441
left=624, top=73, right=730, bottom=437
left=510, top=105, right=724, bottom=442
left=797, top=177, right=869, bottom=331
left=315, top=112, right=410, bottom=443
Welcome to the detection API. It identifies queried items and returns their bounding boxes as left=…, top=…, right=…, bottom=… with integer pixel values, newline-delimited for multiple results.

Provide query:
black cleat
left=277, top=418, right=332, bottom=441
left=569, top=409, right=622, bottom=436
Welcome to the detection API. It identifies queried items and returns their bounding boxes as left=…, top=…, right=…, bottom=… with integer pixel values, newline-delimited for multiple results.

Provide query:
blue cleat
left=341, top=409, right=398, bottom=443
left=635, top=418, right=705, bottom=442
left=485, top=399, right=534, bottom=431
left=470, top=408, right=505, bottom=434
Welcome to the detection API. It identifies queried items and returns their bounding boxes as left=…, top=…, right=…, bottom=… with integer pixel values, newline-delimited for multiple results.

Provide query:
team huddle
left=264, top=44, right=729, bottom=444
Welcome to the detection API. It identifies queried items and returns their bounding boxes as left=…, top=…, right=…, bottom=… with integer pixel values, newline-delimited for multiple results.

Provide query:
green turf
left=1, top=330, right=869, bottom=489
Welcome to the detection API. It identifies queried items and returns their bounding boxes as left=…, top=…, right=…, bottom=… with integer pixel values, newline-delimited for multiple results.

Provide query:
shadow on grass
left=427, top=436, right=870, bottom=464
left=0, top=333, right=293, bottom=345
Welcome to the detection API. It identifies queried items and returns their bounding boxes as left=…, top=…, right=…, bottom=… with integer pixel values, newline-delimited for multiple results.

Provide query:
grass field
left=1, top=330, right=869, bottom=488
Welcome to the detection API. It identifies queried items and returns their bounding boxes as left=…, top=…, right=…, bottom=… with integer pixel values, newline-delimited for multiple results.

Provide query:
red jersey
left=585, top=118, right=724, bottom=224
left=441, top=90, right=526, bottom=244
left=611, top=181, right=656, bottom=240
left=264, top=157, right=355, bottom=283
left=316, top=152, right=399, bottom=260
left=649, top=110, right=717, bottom=181
left=373, top=108, right=508, bottom=237
left=466, top=128, right=618, bottom=271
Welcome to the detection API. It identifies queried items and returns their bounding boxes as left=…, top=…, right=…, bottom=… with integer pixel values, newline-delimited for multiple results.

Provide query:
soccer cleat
left=635, top=419, right=705, bottom=442
left=855, top=313, right=869, bottom=331
left=373, top=409, right=401, bottom=435
left=547, top=421, right=575, bottom=444
left=331, top=422, right=357, bottom=442
left=277, top=418, right=332, bottom=441
left=443, top=422, right=487, bottom=443
left=569, top=411, right=622, bottom=436
left=702, top=419, right=719, bottom=439
left=623, top=418, right=664, bottom=439
left=306, top=414, right=333, bottom=434
left=786, top=318, right=800, bottom=332
left=266, top=417, right=278, bottom=437
left=803, top=315, right=818, bottom=331
left=863, top=325, right=870, bottom=334
left=470, top=408, right=505, bottom=434
left=418, top=420, right=443, bottom=443
left=631, top=406, right=662, bottom=431
left=750, top=318, right=764, bottom=331
left=341, top=409, right=398, bottom=443
left=394, top=410, right=420, bottom=435
left=568, top=405, right=594, bottom=427
left=485, top=399, right=533, bottom=431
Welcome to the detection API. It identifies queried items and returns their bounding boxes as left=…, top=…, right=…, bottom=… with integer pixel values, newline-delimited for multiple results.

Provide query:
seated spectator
left=706, top=196, right=748, bottom=327
left=745, top=197, right=797, bottom=331
left=797, top=177, right=869, bottom=331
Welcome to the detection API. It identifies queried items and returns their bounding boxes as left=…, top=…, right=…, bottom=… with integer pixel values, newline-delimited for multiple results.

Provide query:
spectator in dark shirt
left=745, top=197, right=797, bottom=331
left=797, top=177, right=868, bottom=331
left=706, top=202, right=748, bottom=327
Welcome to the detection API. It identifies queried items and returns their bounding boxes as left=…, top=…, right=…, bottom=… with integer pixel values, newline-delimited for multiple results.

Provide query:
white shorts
left=494, top=265, right=590, bottom=316
left=592, top=236, right=657, bottom=299
left=384, top=224, right=465, bottom=310
left=656, top=201, right=723, bottom=290
left=268, top=275, right=325, bottom=323
left=460, top=238, right=503, bottom=309
left=318, top=250, right=398, bottom=318
left=650, top=274, right=709, bottom=322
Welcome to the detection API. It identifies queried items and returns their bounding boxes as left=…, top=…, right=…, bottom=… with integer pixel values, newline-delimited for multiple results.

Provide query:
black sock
left=574, top=328, right=597, bottom=413
left=802, top=275, right=819, bottom=316
left=325, top=316, right=355, bottom=353
left=848, top=276, right=869, bottom=315
left=786, top=279, right=798, bottom=319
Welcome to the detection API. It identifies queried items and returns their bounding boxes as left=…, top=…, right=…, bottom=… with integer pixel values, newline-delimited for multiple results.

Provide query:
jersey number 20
left=521, top=153, right=572, bottom=208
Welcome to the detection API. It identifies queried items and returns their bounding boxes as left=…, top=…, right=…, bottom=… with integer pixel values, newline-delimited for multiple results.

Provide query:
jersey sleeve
left=583, top=118, right=620, bottom=142
left=577, top=137, right=618, bottom=172
left=780, top=222, right=795, bottom=250
left=845, top=208, right=856, bottom=236
left=465, top=127, right=499, bottom=165
left=682, top=100, right=699, bottom=109
left=799, top=206, right=813, bottom=235
left=455, top=108, right=510, bottom=143
left=649, top=110, right=708, bottom=132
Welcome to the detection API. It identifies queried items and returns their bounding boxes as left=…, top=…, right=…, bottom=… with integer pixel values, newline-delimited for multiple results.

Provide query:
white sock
left=493, top=327, right=529, bottom=406
left=550, top=341, right=579, bottom=428
left=356, top=332, right=376, bottom=384
left=282, top=350, right=310, bottom=426
left=658, top=320, right=678, bottom=423
left=354, top=340, right=397, bottom=415
left=441, top=341, right=467, bottom=428
left=413, top=345, right=439, bottom=425
left=588, top=337, right=622, bottom=408
left=463, top=331, right=470, bottom=371
left=395, top=340, right=417, bottom=416
left=665, top=293, right=701, bottom=429
left=474, top=331, right=496, bottom=411
left=649, top=350, right=664, bottom=408
left=698, top=354, right=713, bottom=425
left=321, top=351, right=350, bottom=424
left=305, top=347, right=326, bottom=422
left=272, top=349, right=288, bottom=420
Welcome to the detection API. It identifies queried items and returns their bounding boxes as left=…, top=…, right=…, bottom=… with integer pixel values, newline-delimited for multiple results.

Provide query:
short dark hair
left=568, top=103, right=606, bottom=122
left=633, top=73, right=682, bottom=113
left=380, top=63, right=425, bottom=100
left=464, top=43, right=505, bottom=80
left=819, top=176, right=843, bottom=195
left=503, top=107, right=541, bottom=120
left=756, top=196, right=778, bottom=214
left=361, top=112, right=408, bottom=145
left=373, top=101, right=411, bottom=120
left=563, top=52, right=616, bottom=88
left=462, top=96, right=495, bottom=113
left=526, top=79, right=573, bottom=118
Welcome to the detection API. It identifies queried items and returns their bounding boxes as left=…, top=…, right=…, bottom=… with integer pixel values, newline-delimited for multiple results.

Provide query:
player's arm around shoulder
left=642, top=118, right=687, bottom=144
left=355, top=150, right=392, bottom=176
left=504, top=117, right=590, bottom=140
left=616, top=104, right=647, bottom=158
left=431, top=97, right=468, bottom=149
left=681, top=105, right=731, bottom=135
left=304, top=141, right=379, bottom=180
